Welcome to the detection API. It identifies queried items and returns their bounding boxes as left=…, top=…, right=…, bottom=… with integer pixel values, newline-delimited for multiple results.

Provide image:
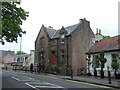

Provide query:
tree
left=16, top=51, right=27, bottom=55
left=93, top=55, right=99, bottom=77
left=51, top=65, right=58, bottom=74
left=103, top=35, right=110, bottom=39
left=1, top=2, right=29, bottom=45
left=98, top=51, right=107, bottom=78
left=111, top=55, right=120, bottom=75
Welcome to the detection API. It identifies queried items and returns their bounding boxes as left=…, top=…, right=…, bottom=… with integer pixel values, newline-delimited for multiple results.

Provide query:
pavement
left=46, top=73, right=120, bottom=89
left=4, top=70, right=120, bottom=89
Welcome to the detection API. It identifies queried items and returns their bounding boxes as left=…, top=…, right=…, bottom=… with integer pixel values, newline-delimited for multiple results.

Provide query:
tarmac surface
left=1, top=70, right=120, bottom=89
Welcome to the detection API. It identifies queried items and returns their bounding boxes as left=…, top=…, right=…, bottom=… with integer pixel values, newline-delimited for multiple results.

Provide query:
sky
left=0, top=0, right=119, bottom=54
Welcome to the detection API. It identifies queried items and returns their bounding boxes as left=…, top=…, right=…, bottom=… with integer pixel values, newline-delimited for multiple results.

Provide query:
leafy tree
left=16, top=51, right=27, bottom=55
left=1, top=2, right=29, bottom=45
left=93, top=55, right=99, bottom=76
left=103, top=35, right=110, bottom=39
left=98, top=51, right=107, bottom=78
left=111, top=55, right=120, bottom=75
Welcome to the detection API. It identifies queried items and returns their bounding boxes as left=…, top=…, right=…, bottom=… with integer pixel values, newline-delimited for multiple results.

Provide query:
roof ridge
left=65, top=23, right=79, bottom=28
left=45, top=26, right=57, bottom=31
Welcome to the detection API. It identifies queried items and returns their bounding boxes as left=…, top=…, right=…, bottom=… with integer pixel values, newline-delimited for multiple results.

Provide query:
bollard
left=108, top=71, right=112, bottom=84
left=71, top=69, right=73, bottom=78
left=118, top=80, right=120, bottom=88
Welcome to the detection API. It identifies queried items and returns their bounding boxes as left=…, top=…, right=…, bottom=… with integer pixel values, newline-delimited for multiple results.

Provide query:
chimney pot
left=83, top=18, right=86, bottom=20
left=96, top=28, right=98, bottom=34
left=49, top=26, right=53, bottom=29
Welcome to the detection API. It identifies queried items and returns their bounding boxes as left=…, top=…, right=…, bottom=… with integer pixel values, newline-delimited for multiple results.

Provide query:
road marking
left=45, top=75, right=60, bottom=79
left=35, top=74, right=63, bottom=80
left=9, top=71, right=113, bottom=89
left=46, top=82, right=64, bottom=88
left=65, top=79, right=112, bottom=89
left=34, top=85, right=61, bottom=88
left=25, top=83, right=38, bottom=90
left=26, top=82, right=64, bottom=89
left=21, top=76, right=35, bottom=80
left=11, top=77, right=20, bottom=81
left=31, top=74, right=112, bottom=89
left=36, top=74, right=112, bottom=89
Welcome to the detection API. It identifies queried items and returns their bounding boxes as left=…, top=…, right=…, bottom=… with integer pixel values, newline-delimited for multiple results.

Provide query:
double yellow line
left=33, top=73, right=113, bottom=89
left=11, top=70, right=114, bottom=89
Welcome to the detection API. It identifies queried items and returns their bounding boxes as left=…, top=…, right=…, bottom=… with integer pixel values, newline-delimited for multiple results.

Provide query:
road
left=1, top=70, right=112, bottom=90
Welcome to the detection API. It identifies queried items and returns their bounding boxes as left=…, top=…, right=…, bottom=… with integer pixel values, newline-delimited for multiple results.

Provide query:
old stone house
left=35, top=18, right=95, bottom=75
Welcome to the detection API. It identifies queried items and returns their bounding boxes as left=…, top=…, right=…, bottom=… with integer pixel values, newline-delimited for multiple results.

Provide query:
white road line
left=11, top=77, right=20, bottom=81
left=46, top=82, right=64, bottom=88
left=25, top=83, right=38, bottom=90
left=35, top=85, right=61, bottom=88
left=26, top=82, right=64, bottom=88
left=21, top=76, right=35, bottom=80
left=21, top=80, right=32, bottom=82
left=27, top=82, right=46, bottom=84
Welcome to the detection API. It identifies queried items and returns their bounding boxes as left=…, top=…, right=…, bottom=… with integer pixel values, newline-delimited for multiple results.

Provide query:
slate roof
left=65, top=23, right=79, bottom=35
left=88, top=35, right=120, bottom=53
left=0, top=50, right=15, bottom=58
left=44, top=23, right=79, bottom=39
left=45, top=27, right=57, bottom=39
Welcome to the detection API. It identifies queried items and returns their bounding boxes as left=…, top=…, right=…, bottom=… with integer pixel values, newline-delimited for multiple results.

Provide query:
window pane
left=61, top=50, right=64, bottom=61
left=112, top=54, right=118, bottom=60
left=60, top=34, right=65, bottom=43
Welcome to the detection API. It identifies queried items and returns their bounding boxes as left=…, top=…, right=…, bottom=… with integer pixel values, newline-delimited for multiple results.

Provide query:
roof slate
left=89, top=35, right=120, bottom=53
left=45, top=27, right=57, bottom=39
left=44, top=23, right=79, bottom=39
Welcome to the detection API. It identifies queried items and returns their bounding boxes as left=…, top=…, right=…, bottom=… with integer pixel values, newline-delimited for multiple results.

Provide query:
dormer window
left=60, top=34, right=65, bottom=44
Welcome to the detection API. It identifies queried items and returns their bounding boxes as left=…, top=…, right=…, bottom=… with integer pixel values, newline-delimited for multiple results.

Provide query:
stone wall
left=71, top=20, right=94, bottom=75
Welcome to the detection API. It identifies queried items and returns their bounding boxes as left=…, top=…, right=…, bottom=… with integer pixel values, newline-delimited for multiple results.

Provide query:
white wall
left=88, top=51, right=119, bottom=77
left=22, top=50, right=35, bottom=69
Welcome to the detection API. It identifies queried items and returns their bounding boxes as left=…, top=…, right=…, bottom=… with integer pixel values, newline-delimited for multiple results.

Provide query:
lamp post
left=71, top=68, right=73, bottom=78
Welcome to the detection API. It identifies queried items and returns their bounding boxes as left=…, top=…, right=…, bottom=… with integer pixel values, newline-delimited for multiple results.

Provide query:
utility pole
left=19, top=36, right=22, bottom=70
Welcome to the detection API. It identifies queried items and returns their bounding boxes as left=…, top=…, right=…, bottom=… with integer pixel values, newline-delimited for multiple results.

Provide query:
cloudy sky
left=0, top=0, right=119, bottom=54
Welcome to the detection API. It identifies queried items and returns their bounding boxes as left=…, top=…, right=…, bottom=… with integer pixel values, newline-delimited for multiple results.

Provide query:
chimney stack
left=79, top=19, right=82, bottom=24
left=96, top=28, right=98, bottom=34
left=99, top=29, right=101, bottom=34
left=83, top=18, right=86, bottom=20
left=49, top=26, right=53, bottom=29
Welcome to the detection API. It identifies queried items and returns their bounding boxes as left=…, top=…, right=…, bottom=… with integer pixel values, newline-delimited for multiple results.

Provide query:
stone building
left=35, top=18, right=95, bottom=75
